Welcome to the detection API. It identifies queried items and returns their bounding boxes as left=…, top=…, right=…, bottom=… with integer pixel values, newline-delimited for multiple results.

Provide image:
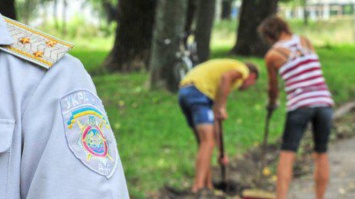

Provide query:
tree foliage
left=83, top=0, right=117, bottom=24
left=16, top=0, right=52, bottom=23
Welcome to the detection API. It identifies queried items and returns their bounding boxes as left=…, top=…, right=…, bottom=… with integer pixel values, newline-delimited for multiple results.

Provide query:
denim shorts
left=281, top=107, right=333, bottom=153
left=178, top=85, right=214, bottom=128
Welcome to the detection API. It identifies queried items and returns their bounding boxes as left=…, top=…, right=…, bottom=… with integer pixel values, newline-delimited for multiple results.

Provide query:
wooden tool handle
left=218, top=120, right=227, bottom=182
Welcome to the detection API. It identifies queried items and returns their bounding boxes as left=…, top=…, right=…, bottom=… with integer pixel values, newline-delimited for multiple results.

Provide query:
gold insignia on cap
left=19, top=37, right=30, bottom=44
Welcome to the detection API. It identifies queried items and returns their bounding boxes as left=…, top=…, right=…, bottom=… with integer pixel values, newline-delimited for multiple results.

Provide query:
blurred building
left=282, top=0, right=355, bottom=20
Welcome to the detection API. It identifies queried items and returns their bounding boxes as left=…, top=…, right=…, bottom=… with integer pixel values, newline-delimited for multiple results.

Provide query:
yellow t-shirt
left=180, top=59, right=250, bottom=100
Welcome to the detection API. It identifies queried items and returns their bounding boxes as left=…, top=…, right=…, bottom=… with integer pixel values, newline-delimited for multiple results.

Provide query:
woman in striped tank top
left=259, top=16, right=334, bottom=199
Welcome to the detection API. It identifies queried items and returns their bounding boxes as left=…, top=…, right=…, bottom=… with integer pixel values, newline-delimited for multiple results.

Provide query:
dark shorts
left=282, top=107, right=333, bottom=153
left=178, top=85, right=214, bottom=128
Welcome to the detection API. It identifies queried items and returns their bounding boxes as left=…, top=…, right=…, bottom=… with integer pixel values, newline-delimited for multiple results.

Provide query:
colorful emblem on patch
left=60, top=90, right=118, bottom=178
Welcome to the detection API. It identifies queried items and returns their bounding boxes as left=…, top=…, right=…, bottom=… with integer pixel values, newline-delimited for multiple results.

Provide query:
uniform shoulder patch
left=0, top=16, right=73, bottom=69
left=60, top=90, right=118, bottom=178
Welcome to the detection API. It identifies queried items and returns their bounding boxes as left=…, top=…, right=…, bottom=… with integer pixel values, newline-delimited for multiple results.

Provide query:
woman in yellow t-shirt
left=178, top=59, right=259, bottom=194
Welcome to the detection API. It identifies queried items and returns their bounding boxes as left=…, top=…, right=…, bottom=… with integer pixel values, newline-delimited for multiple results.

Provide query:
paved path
left=288, top=137, right=355, bottom=199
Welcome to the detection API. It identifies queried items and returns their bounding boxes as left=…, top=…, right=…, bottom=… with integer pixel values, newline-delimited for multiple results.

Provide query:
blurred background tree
left=184, top=0, right=198, bottom=41
left=84, top=0, right=117, bottom=24
left=0, top=0, right=17, bottom=20
left=149, top=0, right=188, bottom=91
left=230, top=0, right=279, bottom=57
left=103, top=0, right=157, bottom=72
left=221, top=0, right=233, bottom=20
left=195, top=0, right=216, bottom=62
left=16, top=0, right=52, bottom=24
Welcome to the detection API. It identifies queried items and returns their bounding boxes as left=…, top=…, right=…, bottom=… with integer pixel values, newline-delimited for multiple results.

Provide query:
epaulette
left=0, top=16, right=73, bottom=69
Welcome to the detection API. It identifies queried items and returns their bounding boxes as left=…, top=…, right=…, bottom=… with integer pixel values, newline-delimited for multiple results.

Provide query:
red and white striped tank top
left=274, top=35, right=334, bottom=111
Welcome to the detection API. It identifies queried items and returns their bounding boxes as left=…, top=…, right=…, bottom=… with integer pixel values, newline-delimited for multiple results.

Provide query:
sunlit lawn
left=68, top=20, right=355, bottom=198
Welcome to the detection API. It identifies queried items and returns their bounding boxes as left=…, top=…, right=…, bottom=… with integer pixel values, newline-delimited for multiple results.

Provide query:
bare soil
left=155, top=105, right=355, bottom=199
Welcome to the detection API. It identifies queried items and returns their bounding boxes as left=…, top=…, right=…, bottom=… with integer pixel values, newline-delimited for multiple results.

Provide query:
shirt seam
left=21, top=71, right=46, bottom=119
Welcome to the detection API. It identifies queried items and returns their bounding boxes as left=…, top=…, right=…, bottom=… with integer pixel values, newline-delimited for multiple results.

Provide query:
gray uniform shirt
left=0, top=14, right=129, bottom=199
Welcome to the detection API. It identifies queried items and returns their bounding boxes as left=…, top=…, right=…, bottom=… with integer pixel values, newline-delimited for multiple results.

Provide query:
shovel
left=218, top=120, right=227, bottom=189
left=260, top=109, right=274, bottom=177
left=214, top=120, right=243, bottom=195
left=242, top=109, right=275, bottom=199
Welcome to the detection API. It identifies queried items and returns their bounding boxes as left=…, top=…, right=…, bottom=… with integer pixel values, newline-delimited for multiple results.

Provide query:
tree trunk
left=23, top=0, right=31, bottom=24
left=221, top=0, right=233, bottom=20
left=185, top=0, right=197, bottom=34
left=102, top=0, right=117, bottom=24
left=53, top=0, right=59, bottom=29
left=42, top=2, right=48, bottom=24
left=303, top=0, right=309, bottom=25
left=0, top=0, right=17, bottom=20
left=230, top=0, right=279, bottom=57
left=195, top=0, right=216, bottom=63
left=149, top=0, right=187, bottom=92
left=62, top=0, right=67, bottom=36
left=215, top=0, right=222, bottom=21
left=103, top=0, right=157, bottom=72
left=183, top=0, right=197, bottom=46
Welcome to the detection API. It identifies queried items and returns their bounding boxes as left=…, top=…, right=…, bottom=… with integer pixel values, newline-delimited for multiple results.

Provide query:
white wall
left=308, top=0, right=355, bottom=5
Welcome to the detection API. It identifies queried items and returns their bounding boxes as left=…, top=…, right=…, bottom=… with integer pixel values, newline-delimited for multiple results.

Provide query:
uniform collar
left=0, top=14, right=15, bottom=45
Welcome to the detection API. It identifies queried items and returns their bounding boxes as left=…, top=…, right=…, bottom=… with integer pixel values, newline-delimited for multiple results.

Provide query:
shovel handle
left=259, top=109, right=274, bottom=183
left=218, top=120, right=227, bottom=182
left=262, top=109, right=273, bottom=148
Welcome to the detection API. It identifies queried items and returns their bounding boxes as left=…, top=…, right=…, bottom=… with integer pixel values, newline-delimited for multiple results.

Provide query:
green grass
left=70, top=45, right=355, bottom=198
left=288, top=18, right=355, bottom=46
left=66, top=20, right=355, bottom=198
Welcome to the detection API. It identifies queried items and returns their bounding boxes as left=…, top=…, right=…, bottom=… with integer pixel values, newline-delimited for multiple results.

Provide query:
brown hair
left=245, top=62, right=259, bottom=80
left=258, top=15, right=292, bottom=44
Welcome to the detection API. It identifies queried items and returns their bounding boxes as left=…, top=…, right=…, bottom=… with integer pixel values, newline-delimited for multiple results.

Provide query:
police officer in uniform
left=0, top=14, right=129, bottom=198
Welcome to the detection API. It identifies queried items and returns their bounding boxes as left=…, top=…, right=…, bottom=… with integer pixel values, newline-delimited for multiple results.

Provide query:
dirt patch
left=155, top=106, right=355, bottom=199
